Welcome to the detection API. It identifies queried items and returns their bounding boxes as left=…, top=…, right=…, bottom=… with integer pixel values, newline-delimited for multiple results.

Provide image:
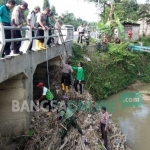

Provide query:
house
left=122, top=22, right=140, bottom=41
left=137, top=20, right=150, bottom=36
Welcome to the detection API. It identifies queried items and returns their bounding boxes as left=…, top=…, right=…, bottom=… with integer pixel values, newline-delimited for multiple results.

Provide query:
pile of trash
left=24, top=109, right=131, bottom=150
left=23, top=65, right=131, bottom=150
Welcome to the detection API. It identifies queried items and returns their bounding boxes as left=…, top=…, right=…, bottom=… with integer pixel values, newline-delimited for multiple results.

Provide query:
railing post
left=20, top=27, right=32, bottom=53
left=0, top=25, right=6, bottom=58
left=44, top=29, right=49, bottom=46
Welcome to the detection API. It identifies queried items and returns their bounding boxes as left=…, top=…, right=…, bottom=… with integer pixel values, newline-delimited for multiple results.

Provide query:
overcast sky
left=25, top=0, right=145, bottom=22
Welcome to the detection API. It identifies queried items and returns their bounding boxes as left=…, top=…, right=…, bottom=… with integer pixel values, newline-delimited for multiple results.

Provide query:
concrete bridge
left=0, top=25, right=73, bottom=138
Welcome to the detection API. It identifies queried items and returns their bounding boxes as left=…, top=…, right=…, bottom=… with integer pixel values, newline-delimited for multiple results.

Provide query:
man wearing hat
left=11, top=1, right=28, bottom=55
left=100, top=106, right=109, bottom=149
left=27, top=6, right=40, bottom=51
left=36, top=82, right=54, bottom=112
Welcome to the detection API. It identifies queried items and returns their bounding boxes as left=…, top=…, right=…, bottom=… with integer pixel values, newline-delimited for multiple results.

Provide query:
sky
left=25, top=0, right=145, bottom=22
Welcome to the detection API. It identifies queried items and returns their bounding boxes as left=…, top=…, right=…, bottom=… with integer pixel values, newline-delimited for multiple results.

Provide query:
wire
left=46, top=45, right=50, bottom=90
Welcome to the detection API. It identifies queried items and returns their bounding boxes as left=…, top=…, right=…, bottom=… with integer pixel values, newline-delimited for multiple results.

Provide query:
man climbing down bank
left=72, top=62, right=84, bottom=94
left=60, top=54, right=73, bottom=97
left=57, top=101, right=83, bottom=144
left=36, top=82, right=54, bottom=112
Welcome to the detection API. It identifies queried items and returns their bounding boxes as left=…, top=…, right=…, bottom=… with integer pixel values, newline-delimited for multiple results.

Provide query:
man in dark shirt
left=0, top=0, right=16, bottom=58
left=11, top=1, right=28, bottom=55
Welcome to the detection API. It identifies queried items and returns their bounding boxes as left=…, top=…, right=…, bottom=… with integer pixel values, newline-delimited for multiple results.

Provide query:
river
left=103, top=84, right=150, bottom=150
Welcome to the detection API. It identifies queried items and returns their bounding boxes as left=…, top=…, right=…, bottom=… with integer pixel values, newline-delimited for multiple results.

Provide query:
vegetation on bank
left=71, top=41, right=150, bottom=100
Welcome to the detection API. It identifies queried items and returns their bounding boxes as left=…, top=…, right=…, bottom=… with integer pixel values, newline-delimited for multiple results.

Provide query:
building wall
left=137, top=20, right=150, bottom=36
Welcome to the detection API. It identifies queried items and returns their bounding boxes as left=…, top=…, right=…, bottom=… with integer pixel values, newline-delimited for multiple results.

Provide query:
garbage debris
left=23, top=65, right=131, bottom=150
left=24, top=110, right=131, bottom=150
left=83, top=55, right=91, bottom=61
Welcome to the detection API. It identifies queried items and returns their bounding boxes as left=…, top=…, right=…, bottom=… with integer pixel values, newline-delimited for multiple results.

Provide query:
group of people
left=35, top=56, right=85, bottom=144
left=35, top=55, right=109, bottom=149
left=0, top=0, right=65, bottom=58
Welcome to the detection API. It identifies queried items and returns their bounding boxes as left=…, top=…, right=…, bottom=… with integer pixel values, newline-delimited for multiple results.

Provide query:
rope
left=46, top=45, right=50, bottom=90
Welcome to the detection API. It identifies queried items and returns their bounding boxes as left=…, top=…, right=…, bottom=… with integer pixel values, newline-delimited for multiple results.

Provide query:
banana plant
left=97, top=12, right=125, bottom=41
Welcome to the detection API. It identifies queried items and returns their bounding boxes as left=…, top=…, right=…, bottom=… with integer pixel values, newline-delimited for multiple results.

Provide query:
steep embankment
left=15, top=66, right=131, bottom=150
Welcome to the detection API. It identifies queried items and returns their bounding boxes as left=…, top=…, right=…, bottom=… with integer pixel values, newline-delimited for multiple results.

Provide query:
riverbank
left=71, top=43, right=150, bottom=100
left=128, top=80, right=150, bottom=101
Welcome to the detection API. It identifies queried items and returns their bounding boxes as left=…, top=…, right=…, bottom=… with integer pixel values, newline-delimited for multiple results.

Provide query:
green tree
left=63, top=11, right=87, bottom=30
left=43, top=0, right=50, bottom=10
left=85, top=0, right=139, bottom=23
left=49, top=5, right=58, bottom=26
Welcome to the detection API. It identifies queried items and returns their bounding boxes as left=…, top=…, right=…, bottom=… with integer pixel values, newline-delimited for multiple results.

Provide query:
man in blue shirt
left=0, top=0, right=16, bottom=58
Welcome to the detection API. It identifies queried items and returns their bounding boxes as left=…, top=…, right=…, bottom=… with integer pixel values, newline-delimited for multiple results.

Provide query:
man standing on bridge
left=0, top=0, right=16, bottom=58
left=27, top=6, right=41, bottom=51
left=11, top=1, right=28, bottom=55
left=36, top=7, right=50, bottom=50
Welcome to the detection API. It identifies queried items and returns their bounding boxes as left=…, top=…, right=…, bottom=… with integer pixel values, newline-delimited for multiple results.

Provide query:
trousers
left=2, top=22, right=11, bottom=57
left=100, top=123, right=108, bottom=149
left=74, top=80, right=83, bottom=94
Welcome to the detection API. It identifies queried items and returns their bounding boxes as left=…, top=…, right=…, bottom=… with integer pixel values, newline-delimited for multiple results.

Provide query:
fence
left=0, top=25, right=74, bottom=58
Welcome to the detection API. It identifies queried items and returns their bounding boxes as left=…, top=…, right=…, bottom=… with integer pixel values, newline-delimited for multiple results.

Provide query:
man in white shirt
left=36, top=82, right=54, bottom=112
left=27, top=6, right=40, bottom=51
left=77, top=23, right=85, bottom=43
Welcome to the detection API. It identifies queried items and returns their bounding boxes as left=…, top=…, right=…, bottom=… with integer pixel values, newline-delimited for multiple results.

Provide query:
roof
left=122, top=22, right=140, bottom=26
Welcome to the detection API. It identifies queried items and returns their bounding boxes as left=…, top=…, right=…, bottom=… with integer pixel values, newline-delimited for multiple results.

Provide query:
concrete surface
left=0, top=42, right=73, bottom=138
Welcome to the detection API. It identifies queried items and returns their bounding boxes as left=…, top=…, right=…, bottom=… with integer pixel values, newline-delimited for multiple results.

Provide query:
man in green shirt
left=57, top=101, right=83, bottom=144
left=72, top=62, right=84, bottom=94
left=0, top=0, right=16, bottom=58
left=36, top=82, right=55, bottom=112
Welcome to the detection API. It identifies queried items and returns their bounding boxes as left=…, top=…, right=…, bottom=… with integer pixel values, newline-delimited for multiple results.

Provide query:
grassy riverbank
left=71, top=42, right=150, bottom=100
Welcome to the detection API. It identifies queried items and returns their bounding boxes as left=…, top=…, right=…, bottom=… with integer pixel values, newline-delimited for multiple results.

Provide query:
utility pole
left=98, top=0, right=100, bottom=23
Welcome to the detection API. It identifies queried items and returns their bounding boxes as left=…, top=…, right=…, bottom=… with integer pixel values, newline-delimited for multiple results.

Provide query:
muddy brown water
left=103, top=85, right=150, bottom=150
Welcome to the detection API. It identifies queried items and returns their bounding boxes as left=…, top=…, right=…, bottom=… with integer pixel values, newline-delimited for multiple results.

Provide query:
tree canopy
left=43, top=0, right=50, bottom=10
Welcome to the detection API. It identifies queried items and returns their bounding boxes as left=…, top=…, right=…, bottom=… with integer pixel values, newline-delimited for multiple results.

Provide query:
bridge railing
left=0, top=25, right=74, bottom=58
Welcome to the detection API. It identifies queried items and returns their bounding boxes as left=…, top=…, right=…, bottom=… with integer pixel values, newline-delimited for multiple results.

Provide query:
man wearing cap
left=57, top=101, right=83, bottom=144
left=0, top=0, right=16, bottom=58
left=27, top=6, right=40, bottom=51
left=11, top=1, right=28, bottom=55
left=36, top=82, right=54, bottom=112
left=100, top=106, right=109, bottom=149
